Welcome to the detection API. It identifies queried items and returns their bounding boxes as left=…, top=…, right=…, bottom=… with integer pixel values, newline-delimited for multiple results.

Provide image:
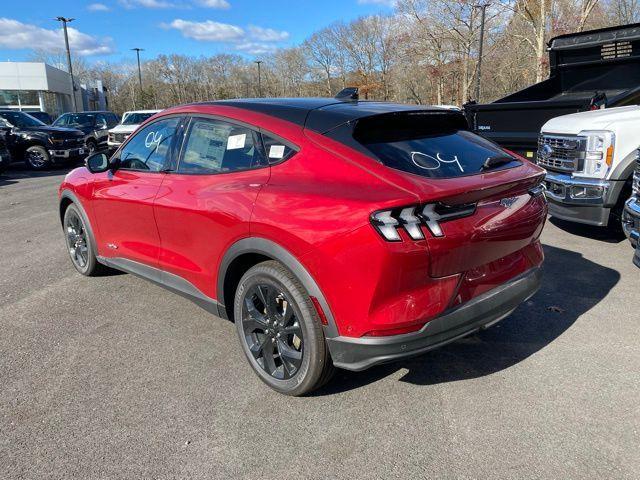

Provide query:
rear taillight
left=371, top=203, right=476, bottom=241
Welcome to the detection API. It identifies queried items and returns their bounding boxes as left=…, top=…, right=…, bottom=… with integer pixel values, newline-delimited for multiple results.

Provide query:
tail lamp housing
left=371, top=203, right=476, bottom=241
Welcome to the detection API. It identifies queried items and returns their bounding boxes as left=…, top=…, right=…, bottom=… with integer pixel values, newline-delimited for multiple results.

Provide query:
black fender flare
left=218, top=237, right=339, bottom=337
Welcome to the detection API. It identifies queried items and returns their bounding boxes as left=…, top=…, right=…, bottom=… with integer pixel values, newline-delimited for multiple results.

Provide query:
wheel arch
left=18, top=140, right=47, bottom=157
left=59, top=190, right=99, bottom=255
left=218, top=237, right=339, bottom=337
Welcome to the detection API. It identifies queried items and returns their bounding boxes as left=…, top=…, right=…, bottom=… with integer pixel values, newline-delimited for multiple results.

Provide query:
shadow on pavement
left=313, top=244, right=620, bottom=396
left=549, top=217, right=626, bottom=244
left=0, top=158, right=87, bottom=185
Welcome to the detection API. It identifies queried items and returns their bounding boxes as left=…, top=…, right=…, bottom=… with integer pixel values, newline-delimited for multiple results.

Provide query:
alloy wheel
left=26, top=150, right=47, bottom=169
left=241, top=283, right=304, bottom=380
left=65, top=210, right=89, bottom=270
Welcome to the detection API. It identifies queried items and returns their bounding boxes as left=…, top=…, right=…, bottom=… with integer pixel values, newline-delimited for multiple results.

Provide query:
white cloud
left=235, top=42, right=278, bottom=55
left=248, top=25, right=289, bottom=42
left=164, top=18, right=290, bottom=56
left=164, top=19, right=244, bottom=41
left=87, top=3, right=111, bottom=11
left=119, top=0, right=176, bottom=8
left=0, top=18, right=114, bottom=56
left=196, top=0, right=230, bottom=8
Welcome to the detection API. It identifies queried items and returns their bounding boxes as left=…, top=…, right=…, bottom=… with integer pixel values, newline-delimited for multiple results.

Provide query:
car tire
left=85, top=139, right=97, bottom=156
left=63, top=203, right=109, bottom=276
left=24, top=145, right=51, bottom=170
left=234, top=260, right=334, bottom=396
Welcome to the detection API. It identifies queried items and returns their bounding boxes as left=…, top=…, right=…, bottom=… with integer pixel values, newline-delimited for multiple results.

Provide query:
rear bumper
left=326, top=267, right=542, bottom=371
left=543, top=172, right=624, bottom=226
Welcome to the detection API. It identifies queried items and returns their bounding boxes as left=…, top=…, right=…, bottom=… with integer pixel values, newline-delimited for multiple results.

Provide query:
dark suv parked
left=0, top=110, right=86, bottom=170
left=0, top=131, right=11, bottom=174
left=27, top=111, right=53, bottom=124
left=53, top=111, right=119, bottom=155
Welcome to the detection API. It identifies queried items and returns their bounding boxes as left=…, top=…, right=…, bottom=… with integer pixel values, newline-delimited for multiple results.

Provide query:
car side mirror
left=86, top=153, right=111, bottom=173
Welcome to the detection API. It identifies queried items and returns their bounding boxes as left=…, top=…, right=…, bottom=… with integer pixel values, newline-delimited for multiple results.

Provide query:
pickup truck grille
left=109, top=133, right=128, bottom=144
left=64, top=137, right=85, bottom=148
left=536, top=135, right=585, bottom=173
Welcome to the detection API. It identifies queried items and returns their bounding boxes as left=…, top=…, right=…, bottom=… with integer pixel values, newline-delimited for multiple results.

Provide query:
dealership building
left=0, top=62, right=108, bottom=118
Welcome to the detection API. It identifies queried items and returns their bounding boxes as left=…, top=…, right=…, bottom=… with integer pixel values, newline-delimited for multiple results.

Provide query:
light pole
left=132, top=48, right=144, bottom=90
left=474, top=3, right=490, bottom=102
left=254, top=60, right=262, bottom=97
left=55, top=16, right=77, bottom=112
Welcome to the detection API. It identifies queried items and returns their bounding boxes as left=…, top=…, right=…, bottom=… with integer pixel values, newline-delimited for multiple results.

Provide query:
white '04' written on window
left=145, top=131, right=163, bottom=149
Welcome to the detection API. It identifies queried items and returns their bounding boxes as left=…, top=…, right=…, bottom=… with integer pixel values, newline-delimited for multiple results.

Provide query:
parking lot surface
left=1, top=166, right=638, bottom=479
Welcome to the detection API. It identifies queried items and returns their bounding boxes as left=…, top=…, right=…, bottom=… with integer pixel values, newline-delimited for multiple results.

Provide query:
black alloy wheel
left=25, top=145, right=50, bottom=170
left=65, top=207, right=89, bottom=271
left=234, top=261, right=334, bottom=396
left=241, top=283, right=304, bottom=380
left=62, top=203, right=108, bottom=276
left=85, top=140, right=97, bottom=156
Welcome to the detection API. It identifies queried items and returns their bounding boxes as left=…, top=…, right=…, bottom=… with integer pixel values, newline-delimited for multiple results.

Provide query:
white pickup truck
left=536, top=105, right=638, bottom=230
left=107, top=109, right=161, bottom=150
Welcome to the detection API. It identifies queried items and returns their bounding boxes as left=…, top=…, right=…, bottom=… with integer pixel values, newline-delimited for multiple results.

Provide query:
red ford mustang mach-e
left=59, top=96, right=547, bottom=395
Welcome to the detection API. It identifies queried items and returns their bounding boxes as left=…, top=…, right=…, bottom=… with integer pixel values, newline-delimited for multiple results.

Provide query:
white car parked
left=107, top=109, right=161, bottom=150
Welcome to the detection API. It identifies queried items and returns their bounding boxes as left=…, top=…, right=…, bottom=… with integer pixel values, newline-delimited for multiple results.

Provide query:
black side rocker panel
left=97, top=256, right=222, bottom=316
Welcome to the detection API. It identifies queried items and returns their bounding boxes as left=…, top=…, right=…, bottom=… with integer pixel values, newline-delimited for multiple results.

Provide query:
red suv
left=59, top=97, right=547, bottom=395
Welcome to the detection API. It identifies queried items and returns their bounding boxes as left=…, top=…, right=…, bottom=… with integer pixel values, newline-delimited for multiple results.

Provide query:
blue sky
left=0, top=0, right=395, bottom=65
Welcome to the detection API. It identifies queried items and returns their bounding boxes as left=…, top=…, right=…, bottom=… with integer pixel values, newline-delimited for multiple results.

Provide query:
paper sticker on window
left=269, top=145, right=285, bottom=159
left=227, top=133, right=246, bottom=150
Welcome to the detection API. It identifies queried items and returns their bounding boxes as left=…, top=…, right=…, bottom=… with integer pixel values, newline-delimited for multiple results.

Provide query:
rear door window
left=352, top=112, right=521, bottom=178
left=178, top=118, right=267, bottom=174
left=261, top=133, right=297, bottom=163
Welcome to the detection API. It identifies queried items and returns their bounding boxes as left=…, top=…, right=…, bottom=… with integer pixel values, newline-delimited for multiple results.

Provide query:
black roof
left=200, top=98, right=453, bottom=133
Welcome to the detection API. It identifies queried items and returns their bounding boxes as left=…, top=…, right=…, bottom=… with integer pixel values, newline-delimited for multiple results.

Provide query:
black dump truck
left=464, top=23, right=640, bottom=159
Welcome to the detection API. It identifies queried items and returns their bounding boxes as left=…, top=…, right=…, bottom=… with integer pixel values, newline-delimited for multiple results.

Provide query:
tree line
left=34, top=0, right=640, bottom=114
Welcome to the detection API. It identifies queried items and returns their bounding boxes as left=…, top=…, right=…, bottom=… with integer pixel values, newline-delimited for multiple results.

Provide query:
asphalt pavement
left=1, top=165, right=638, bottom=479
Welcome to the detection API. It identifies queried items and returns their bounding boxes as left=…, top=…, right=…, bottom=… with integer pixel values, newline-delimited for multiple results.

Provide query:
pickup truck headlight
left=575, top=130, right=614, bottom=179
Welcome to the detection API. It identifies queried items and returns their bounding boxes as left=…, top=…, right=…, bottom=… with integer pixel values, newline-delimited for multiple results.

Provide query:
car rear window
left=352, top=112, right=521, bottom=178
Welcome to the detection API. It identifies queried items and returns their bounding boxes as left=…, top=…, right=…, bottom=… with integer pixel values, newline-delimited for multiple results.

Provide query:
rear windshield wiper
left=481, top=155, right=514, bottom=171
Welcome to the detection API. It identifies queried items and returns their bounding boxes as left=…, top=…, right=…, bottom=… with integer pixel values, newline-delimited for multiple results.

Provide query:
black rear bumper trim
left=327, top=267, right=542, bottom=371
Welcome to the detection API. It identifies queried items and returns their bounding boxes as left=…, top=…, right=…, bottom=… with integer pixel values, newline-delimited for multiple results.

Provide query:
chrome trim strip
left=543, top=171, right=611, bottom=205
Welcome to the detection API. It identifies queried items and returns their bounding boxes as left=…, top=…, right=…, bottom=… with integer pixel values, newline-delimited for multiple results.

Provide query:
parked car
left=622, top=150, right=640, bottom=267
left=465, top=23, right=640, bottom=159
left=536, top=105, right=638, bottom=229
left=0, top=131, right=11, bottom=174
left=26, top=111, right=53, bottom=124
left=53, top=111, right=119, bottom=155
left=0, top=110, right=86, bottom=170
left=107, top=109, right=161, bottom=150
left=58, top=95, right=548, bottom=395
